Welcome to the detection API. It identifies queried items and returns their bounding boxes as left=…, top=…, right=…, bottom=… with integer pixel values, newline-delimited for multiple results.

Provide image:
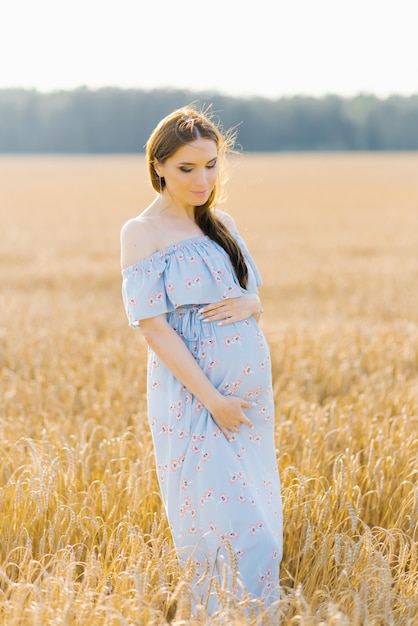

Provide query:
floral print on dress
left=122, top=233, right=282, bottom=609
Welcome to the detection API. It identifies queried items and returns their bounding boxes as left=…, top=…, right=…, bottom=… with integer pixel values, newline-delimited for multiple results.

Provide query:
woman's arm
left=140, top=315, right=253, bottom=440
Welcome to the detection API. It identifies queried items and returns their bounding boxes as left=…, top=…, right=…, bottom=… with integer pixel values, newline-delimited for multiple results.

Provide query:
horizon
left=1, top=85, right=417, bottom=102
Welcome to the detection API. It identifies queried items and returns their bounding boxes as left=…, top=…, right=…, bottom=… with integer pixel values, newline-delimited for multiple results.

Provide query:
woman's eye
left=180, top=167, right=192, bottom=173
left=207, top=162, right=217, bottom=169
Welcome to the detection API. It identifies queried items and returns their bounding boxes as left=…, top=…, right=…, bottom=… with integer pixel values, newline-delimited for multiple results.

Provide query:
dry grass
left=1, top=153, right=417, bottom=624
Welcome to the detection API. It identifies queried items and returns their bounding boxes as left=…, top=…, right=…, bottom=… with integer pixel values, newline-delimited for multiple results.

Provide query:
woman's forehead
left=171, top=138, right=218, bottom=163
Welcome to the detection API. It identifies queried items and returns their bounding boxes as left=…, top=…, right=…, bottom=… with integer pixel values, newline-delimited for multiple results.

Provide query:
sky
left=1, top=0, right=417, bottom=99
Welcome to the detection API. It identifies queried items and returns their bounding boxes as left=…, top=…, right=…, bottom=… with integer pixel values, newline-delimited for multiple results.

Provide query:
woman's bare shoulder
left=215, top=209, right=238, bottom=232
left=120, top=215, right=158, bottom=269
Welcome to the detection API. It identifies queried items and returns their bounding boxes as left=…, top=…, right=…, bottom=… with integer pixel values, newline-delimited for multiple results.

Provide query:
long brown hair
left=145, top=105, right=248, bottom=289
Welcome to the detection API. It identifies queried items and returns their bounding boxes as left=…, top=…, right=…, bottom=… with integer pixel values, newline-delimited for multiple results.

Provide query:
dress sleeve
left=121, top=256, right=171, bottom=328
left=233, top=231, right=263, bottom=291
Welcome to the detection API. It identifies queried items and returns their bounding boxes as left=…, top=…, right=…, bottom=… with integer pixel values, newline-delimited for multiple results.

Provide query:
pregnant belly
left=168, top=307, right=271, bottom=398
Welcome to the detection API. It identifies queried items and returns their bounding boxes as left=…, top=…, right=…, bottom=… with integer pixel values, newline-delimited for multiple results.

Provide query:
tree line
left=1, top=87, right=417, bottom=153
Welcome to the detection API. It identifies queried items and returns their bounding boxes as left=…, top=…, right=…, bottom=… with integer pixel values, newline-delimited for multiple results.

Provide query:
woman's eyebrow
left=178, top=157, right=218, bottom=165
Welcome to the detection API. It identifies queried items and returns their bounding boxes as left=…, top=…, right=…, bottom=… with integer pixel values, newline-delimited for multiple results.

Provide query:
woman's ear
left=153, top=158, right=161, bottom=177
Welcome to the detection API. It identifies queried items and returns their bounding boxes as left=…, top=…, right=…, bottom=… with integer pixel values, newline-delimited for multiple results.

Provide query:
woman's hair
left=145, top=105, right=248, bottom=289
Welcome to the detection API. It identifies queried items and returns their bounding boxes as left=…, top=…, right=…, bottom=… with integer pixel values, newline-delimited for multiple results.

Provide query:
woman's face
left=156, top=138, right=218, bottom=209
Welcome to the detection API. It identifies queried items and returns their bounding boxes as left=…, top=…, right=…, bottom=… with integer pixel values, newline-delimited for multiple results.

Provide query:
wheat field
left=1, top=153, right=417, bottom=625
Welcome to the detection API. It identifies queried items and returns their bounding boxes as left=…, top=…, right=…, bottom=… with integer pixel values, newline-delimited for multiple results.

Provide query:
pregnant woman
left=121, top=105, right=282, bottom=612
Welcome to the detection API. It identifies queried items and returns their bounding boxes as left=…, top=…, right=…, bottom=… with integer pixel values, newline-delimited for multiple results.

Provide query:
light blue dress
left=122, top=233, right=282, bottom=608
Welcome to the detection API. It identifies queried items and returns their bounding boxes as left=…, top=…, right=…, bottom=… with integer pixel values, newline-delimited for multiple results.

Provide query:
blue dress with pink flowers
left=121, top=232, right=282, bottom=608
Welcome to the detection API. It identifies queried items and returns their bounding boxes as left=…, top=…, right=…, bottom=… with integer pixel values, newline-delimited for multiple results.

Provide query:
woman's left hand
left=198, top=294, right=261, bottom=326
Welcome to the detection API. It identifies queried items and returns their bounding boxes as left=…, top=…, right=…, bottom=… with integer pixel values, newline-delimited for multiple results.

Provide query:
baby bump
left=168, top=307, right=272, bottom=399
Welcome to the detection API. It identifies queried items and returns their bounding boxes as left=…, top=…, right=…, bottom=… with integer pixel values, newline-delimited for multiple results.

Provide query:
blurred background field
left=1, top=153, right=417, bottom=624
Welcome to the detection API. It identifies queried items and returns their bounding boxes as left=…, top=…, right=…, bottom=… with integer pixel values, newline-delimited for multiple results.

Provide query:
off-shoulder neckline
left=121, top=234, right=210, bottom=273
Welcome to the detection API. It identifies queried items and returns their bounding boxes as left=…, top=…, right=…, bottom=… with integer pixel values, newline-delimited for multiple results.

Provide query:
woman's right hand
left=209, top=395, right=254, bottom=441
left=139, top=315, right=254, bottom=441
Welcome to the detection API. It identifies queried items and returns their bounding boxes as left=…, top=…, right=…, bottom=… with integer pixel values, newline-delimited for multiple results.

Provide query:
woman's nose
left=194, top=168, right=208, bottom=185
